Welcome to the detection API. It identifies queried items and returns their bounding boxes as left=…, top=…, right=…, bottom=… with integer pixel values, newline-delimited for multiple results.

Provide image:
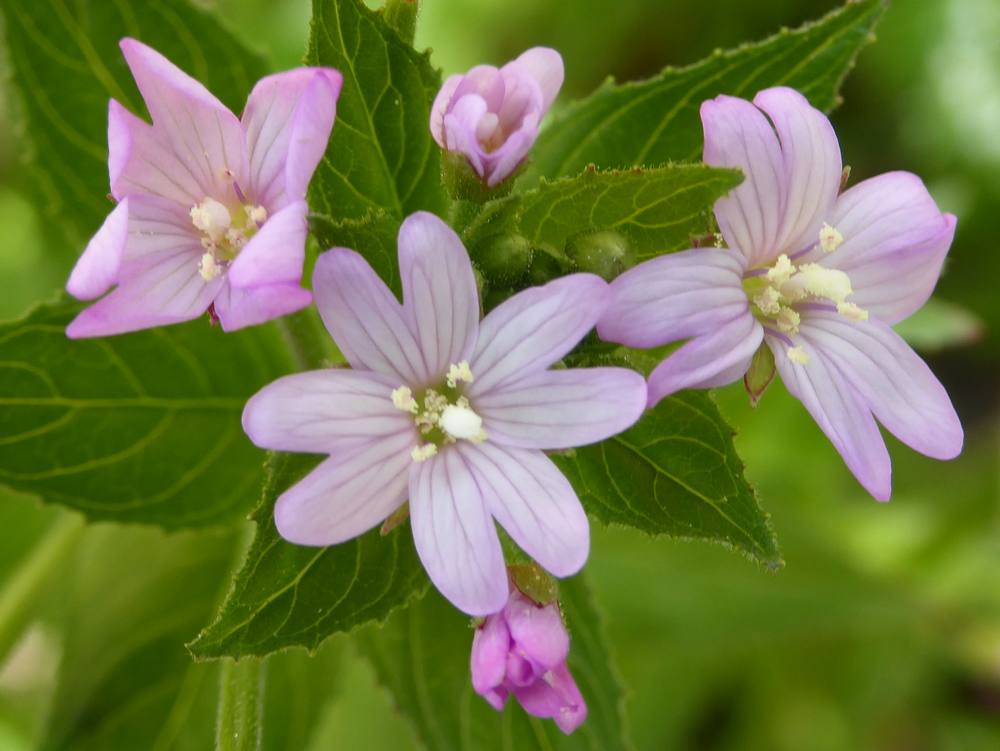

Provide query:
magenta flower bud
left=430, top=48, right=564, bottom=187
left=469, top=590, right=587, bottom=734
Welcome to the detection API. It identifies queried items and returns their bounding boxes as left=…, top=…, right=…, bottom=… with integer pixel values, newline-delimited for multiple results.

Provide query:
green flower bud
left=566, top=230, right=634, bottom=280
left=473, top=233, right=534, bottom=286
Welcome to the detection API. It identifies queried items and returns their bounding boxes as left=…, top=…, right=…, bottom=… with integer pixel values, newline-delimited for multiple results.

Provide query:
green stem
left=0, top=513, right=84, bottom=666
left=215, top=658, right=265, bottom=751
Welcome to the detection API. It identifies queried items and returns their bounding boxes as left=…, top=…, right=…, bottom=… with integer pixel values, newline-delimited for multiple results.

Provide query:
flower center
left=476, top=112, right=507, bottom=153
left=741, top=223, right=867, bottom=365
left=391, top=361, right=487, bottom=462
left=190, top=197, right=268, bottom=281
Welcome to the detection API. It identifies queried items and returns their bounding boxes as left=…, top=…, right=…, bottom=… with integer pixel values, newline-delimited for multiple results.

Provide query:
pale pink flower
left=598, top=87, right=962, bottom=500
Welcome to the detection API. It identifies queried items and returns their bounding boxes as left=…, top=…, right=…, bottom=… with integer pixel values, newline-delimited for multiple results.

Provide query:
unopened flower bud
left=566, top=230, right=634, bottom=281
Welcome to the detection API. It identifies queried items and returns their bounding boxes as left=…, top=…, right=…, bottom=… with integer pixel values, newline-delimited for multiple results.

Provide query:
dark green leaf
left=464, top=165, right=742, bottom=281
left=0, top=0, right=269, bottom=259
left=531, top=0, right=885, bottom=178
left=306, top=0, right=447, bottom=223
left=0, top=299, right=294, bottom=527
left=189, top=453, right=429, bottom=659
left=311, top=209, right=402, bottom=294
left=359, top=576, right=632, bottom=751
left=553, top=390, right=781, bottom=569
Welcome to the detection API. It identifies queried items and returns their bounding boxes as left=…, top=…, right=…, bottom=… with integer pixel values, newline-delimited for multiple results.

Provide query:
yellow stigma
left=819, top=222, right=844, bottom=253
left=765, top=254, right=794, bottom=286
left=391, top=386, right=418, bottom=414
left=198, top=253, right=223, bottom=281
left=410, top=444, right=438, bottom=463
left=775, top=307, right=801, bottom=334
left=837, top=301, right=869, bottom=321
left=446, top=361, right=475, bottom=388
left=780, top=264, right=853, bottom=304
left=787, top=346, right=810, bottom=365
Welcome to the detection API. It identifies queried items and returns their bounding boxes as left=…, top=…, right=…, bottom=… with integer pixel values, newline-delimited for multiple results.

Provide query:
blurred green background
left=0, top=0, right=997, bottom=749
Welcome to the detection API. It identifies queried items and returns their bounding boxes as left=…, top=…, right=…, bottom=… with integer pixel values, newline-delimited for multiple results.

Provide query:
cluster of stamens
left=742, top=223, right=867, bottom=365
left=391, top=361, right=487, bottom=462
left=190, top=197, right=268, bottom=281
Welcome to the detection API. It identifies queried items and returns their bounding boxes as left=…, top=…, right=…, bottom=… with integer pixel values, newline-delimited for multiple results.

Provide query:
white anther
left=819, top=223, right=844, bottom=253
left=391, top=386, right=418, bottom=413
left=780, top=264, right=852, bottom=304
left=837, top=301, right=869, bottom=322
left=411, top=444, right=438, bottom=463
left=225, top=228, right=248, bottom=249
left=198, top=253, right=223, bottom=281
left=446, top=361, right=475, bottom=388
left=753, top=287, right=782, bottom=316
left=439, top=404, right=484, bottom=441
left=787, top=346, right=810, bottom=365
left=765, top=254, right=794, bottom=286
left=190, top=198, right=232, bottom=241
left=245, top=205, right=268, bottom=228
left=775, top=306, right=801, bottom=334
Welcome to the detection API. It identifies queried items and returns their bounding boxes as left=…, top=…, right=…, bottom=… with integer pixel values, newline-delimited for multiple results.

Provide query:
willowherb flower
left=471, top=588, right=587, bottom=734
left=242, top=211, right=646, bottom=615
left=598, top=86, right=962, bottom=500
left=430, top=48, right=563, bottom=187
left=66, top=39, right=342, bottom=337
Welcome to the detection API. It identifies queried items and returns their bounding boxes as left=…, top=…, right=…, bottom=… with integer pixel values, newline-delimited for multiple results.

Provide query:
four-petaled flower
left=243, top=211, right=647, bottom=615
left=66, top=39, right=342, bottom=337
left=431, top=48, right=564, bottom=187
left=471, top=588, right=587, bottom=734
left=598, top=86, right=962, bottom=500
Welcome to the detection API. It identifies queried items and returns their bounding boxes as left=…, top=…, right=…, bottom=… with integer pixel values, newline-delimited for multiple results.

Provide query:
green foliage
left=0, top=0, right=269, bottom=257
left=358, top=576, right=632, bottom=751
left=190, top=453, right=429, bottom=659
left=464, top=165, right=742, bottom=283
left=531, top=0, right=886, bottom=178
left=553, top=391, right=781, bottom=568
left=306, top=0, right=447, bottom=226
left=0, top=300, right=293, bottom=527
left=310, top=210, right=402, bottom=294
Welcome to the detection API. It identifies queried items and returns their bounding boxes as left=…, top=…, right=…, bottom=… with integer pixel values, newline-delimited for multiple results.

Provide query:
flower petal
left=242, top=67, right=342, bottom=210
left=502, top=47, right=564, bottom=114
left=273, top=430, right=413, bottom=546
left=212, top=283, right=313, bottom=332
left=313, top=248, right=429, bottom=385
left=798, top=312, right=962, bottom=460
left=457, top=443, right=589, bottom=578
left=821, top=172, right=957, bottom=324
left=646, top=312, right=763, bottom=407
left=769, top=334, right=892, bottom=500
left=505, top=594, right=569, bottom=669
left=430, top=73, right=464, bottom=147
left=243, top=369, right=415, bottom=454
left=227, top=200, right=308, bottom=289
left=66, top=198, right=130, bottom=300
left=468, top=274, right=608, bottom=396
left=483, top=125, right=538, bottom=186
left=398, top=212, right=480, bottom=376
left=451, top=65, right=506, bottom=111
left=119, top=38, right=248, bottom=202
left=409, top=449, right=508, bottom=616
left=598, top=248, right=750, bottom=347
left=442, top=94, right=489, bottom=176
left=513, top=663, right=587, bottom=735
left=475, top=368, right=646, bottom=449
left=702, top=87, right=841, bottom=265
left=471, top=615, right=511, bottom=695
left=752, top=87, right=842, bottom=255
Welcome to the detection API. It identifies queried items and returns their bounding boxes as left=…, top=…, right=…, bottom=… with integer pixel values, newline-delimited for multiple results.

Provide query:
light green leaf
left=306, top=0, right=447, bottom=224
left=189, top=453, right=429, bottom=659
left=0, top=300, right=294, bottom=528
left=531, top=0, right=885, bottom=178
left=0, top=0, right=269, bottom=259
left=552, top=390, right=781, bottom=569
left=310, top=209, right=402, bottom=294
left=359, top=576, right=632, bottom=751
left=464, top=165, right=742, bottom=283
left=893, top=298, right=984, bottom=353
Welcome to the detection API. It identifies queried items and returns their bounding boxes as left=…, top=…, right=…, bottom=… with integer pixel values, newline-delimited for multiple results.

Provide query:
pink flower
left=598, top=87, right=963, bottom=501
left=471, top=589, right=587, bottom=734
left=430, top=48, right=564, bottom=187
left=242, top=211, right=646, bottom=615
left=66, top=39, right=342, bottom=337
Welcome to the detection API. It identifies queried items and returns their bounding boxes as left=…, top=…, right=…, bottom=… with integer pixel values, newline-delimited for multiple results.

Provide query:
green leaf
left=552, top=390, right=781, bottom=569
left=464, top=165, right=742, bottom=281
left=306, top=0, right=447, bottom=223
left=531, top=0, right=886, bottom=179
left=189, top=453, right=429, bottom=659
left=0, top=300, right=294, bottom=527
left=358, top=576, right=632, bottom=751
left=310, top=209, right=402, bottom=294
left=0, top=0, right=269, bottom=259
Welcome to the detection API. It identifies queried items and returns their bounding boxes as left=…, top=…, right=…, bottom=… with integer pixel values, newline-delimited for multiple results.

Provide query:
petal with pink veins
left=227, top=200, right=308, bottom=289
left=66, top=198, right=130, bottom=300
